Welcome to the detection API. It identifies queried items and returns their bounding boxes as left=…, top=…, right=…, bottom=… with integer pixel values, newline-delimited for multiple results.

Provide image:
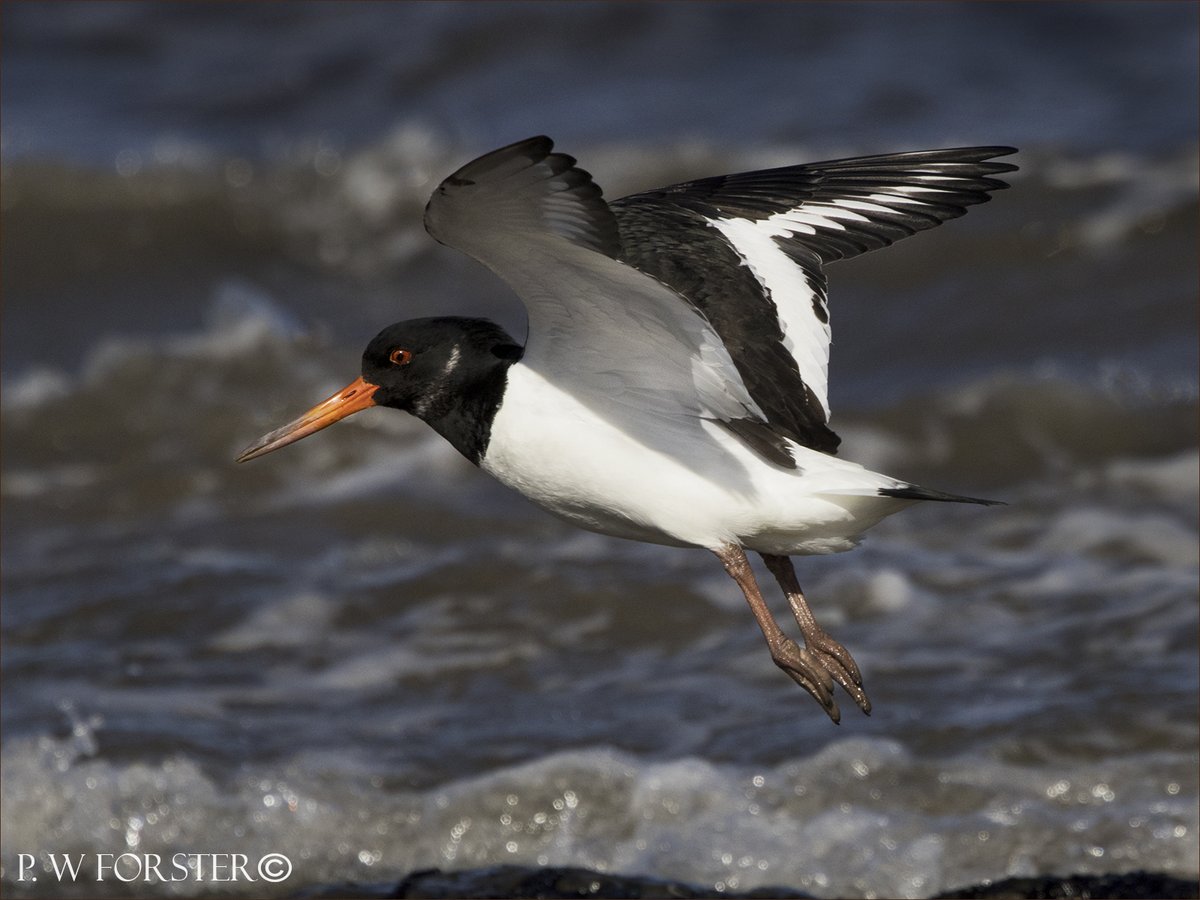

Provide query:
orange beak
left=236, top=376, right=379, bottom=463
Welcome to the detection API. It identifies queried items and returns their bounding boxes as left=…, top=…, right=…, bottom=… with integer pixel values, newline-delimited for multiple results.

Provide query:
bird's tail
left=878, top=484, right=1005, bottom=506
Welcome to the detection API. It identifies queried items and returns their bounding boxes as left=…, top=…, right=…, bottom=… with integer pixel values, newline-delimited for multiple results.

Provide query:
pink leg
left=761, top=553, right=871, bottom=715
left=713, top=544, right=843, bottom=723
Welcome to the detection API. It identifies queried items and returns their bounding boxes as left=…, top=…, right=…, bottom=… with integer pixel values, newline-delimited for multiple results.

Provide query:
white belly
left=481, top=366, right=909, bottom=555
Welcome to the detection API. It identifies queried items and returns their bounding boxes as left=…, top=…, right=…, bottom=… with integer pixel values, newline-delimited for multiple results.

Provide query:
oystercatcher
left=238, top=136, right=1016, bottom=722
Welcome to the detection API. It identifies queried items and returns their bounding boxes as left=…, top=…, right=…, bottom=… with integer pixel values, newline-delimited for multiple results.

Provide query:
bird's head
left=236, top=316, right=521, bottom=463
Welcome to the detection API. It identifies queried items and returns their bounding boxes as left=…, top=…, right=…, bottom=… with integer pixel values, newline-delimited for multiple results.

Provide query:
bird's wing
left=612, top=147, right=1018, bottom=451
left=424, top=136, right=791, bottom=467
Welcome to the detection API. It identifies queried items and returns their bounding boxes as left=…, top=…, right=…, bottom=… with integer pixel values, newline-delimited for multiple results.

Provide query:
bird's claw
left=771, top=633, right=871, bottom=721
left=771, top=636, right=842, bottom=723
left=804, top=629, right=872, bottom=716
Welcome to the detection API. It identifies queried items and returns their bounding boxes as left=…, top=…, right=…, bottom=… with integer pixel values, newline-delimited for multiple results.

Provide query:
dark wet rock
left=294, top=865, right=1199, bottom=900
left=386, top=865, right=814, bottom=898
left=932, top=869, right=1200, bottom=899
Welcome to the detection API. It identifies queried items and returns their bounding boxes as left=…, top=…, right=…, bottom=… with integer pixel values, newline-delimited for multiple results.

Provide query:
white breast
left=482, top=365, right=909, bottom=555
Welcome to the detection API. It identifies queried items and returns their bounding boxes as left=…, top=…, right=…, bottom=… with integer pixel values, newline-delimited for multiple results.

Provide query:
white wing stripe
left=775, top=210, right=854, bottom=230
left=708, top=215, right=832, bottom=419
left=704, top=179, right=992, bottom=425
left=825, top=198, right=908, bottom=216
left=780, top=207, right=867, bottom=226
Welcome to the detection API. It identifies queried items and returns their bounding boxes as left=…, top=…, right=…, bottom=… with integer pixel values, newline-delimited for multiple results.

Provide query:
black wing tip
left=927, top=145, right=1017, bottom=158
left=857, top=145, right=1018, bottom=163
left=879, top=485, right=1006, bottom=506
left=977, top=146, right=1019, bottom=163
left=435, top=135, right=586, bottom=195
left=810, top=146, right=1019, bottom=183
left=447, top=135, right=561, bottom=181
left=505, top=134, right=554, bottom=155
left=428, top=134, right=623, bottom=258
left=503, top=135, right=584, bottom=166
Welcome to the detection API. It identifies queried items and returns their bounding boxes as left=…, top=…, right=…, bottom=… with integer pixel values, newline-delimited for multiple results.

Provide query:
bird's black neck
left=420, top=356, right=517, bottom=465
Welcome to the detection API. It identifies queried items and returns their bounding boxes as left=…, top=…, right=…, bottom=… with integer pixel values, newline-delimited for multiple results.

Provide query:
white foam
left=1041, top=507, right=1200, bottom=567
left=2, top=464, right=98, bottom=499
left=83, top=282, right=307, bottom=385
left=3, top=737, right=1195, bottom=898
left=211, top=592, right=337, bottom=652
left=1043, top=146, right=1199, bottom=248
left=1103, top=450, right=1200, bottom=501
left=2, top=368, right=73, bottom=410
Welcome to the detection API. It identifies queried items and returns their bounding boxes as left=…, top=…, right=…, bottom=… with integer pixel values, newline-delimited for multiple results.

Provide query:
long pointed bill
left=236, top=376, right=379, bottom=463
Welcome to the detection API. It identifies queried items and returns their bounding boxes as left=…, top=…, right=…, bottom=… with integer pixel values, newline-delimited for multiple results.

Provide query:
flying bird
left=238, top=136, right=1016, bottom=722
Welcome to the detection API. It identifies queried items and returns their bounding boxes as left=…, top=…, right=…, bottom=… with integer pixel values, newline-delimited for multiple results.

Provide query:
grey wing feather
left=424, top=137, right=790, bottom=466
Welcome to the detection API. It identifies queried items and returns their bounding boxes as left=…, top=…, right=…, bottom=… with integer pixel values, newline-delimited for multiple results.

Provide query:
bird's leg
left=760, top=553, right=871, bottom=716
left=713, top=544, right=842, bottom=723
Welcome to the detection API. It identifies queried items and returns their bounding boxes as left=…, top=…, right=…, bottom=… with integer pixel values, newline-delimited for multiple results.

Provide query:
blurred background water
left=2, top=3, right=1197, bottom=897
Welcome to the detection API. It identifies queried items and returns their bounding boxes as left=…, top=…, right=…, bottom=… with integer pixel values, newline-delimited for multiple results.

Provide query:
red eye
left=389, top=348, right=412, bottom=366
